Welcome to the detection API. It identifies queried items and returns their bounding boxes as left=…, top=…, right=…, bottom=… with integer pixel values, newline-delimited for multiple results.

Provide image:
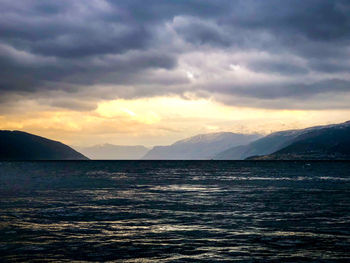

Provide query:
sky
left=1, top=0, right=350, bottom=147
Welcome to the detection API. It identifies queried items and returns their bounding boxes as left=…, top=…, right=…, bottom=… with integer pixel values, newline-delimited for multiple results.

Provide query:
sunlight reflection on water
left=0, top=161, right=349, bottom=262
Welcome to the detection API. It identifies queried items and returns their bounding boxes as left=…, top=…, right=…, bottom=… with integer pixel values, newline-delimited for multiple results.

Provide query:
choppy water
left=0, top=161, right=349, bottom=262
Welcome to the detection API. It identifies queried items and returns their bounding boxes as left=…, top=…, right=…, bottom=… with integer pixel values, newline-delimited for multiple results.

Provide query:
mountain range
left=215, top=121, right=350, bottom=160
left=143, top=132, right=261, bottom=160
left=1, top=120, right=349, bottom=160
left=249, top=121, right=350, bottom=160
left=0, top=131, right=88, bottom=160
left=76, top=144, right=149, bottom=160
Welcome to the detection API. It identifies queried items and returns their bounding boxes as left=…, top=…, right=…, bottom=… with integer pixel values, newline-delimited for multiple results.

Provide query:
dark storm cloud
left=1, top=0, right=350, bottom=109
left=172, top=17, right=232, bottom=47
left=247, top=61, right=309, bottom=76
left=197, top=79, right=350, bottom=102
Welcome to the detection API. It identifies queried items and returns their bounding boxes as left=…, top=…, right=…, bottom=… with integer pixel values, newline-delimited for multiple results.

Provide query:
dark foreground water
left=0, top=161, right=349, bottom=262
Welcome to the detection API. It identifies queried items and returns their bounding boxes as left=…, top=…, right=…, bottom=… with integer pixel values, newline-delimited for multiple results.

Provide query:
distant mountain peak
left=250, top=121, right=350, bottom=160
left=77, top=144, right=149, bottom=160
left=143, top=132, right=261, bottom=160
left=215, top=120, right=350, bottom=160
left=174, top=132, right=242, bottom=145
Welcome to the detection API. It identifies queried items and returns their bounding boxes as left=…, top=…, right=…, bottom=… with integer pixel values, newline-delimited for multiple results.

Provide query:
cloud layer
left=1, top=0, right=350, bottom=110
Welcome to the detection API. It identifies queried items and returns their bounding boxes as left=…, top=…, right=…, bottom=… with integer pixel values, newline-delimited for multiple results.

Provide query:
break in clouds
left=1, top=0, right=350, bottom=110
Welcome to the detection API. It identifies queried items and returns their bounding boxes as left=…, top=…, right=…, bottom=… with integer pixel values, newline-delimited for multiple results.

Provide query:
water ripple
left=0, top=161, right=349, bottom=262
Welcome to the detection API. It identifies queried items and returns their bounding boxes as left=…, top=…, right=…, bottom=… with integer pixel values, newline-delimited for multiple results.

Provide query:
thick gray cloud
left=1, top=0, right=350, bottom=110
left=200, top=79, right=350, bottom=100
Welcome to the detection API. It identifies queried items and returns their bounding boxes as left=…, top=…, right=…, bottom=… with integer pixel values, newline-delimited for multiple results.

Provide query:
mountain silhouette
left=250, top=121, right=350, bottom=160
left=76, top=144, right=149, bottom=160
left=214, top=121, right=350, bottom=160
left=143, top=132, right=261, bottom=160
left=0, top=130, right=88, bottom=160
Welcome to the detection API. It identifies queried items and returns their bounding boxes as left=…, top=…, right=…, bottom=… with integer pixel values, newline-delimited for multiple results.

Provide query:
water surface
left=0, top=161, right=349, bottom=262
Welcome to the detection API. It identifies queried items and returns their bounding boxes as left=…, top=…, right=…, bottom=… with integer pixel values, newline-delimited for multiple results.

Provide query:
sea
left=0, top=161, right=349, bottom=262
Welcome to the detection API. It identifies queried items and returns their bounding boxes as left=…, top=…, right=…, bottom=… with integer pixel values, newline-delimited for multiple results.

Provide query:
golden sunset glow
left=1, top=2, right=350, bottom=262
left=1, top=96, right=349, bottom=147
left=1, top=0, right=349, bottom=151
